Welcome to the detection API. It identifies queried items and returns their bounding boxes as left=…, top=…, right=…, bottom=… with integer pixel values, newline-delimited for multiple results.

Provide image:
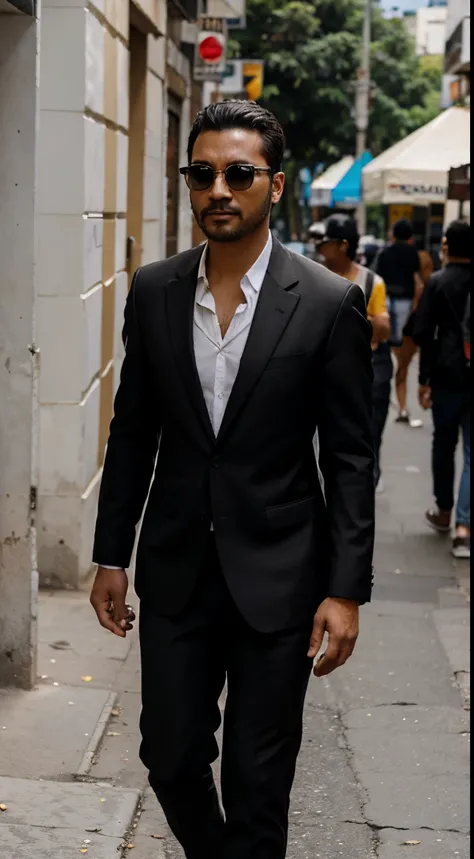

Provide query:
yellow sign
left=243, top=61, right=264, bottom=101
left=388, top=204, right=413, bottom=227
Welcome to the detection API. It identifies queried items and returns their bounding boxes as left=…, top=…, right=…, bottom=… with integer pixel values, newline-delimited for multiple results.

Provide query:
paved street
left=157, top=391, right=470, bottom=858
left=0, top=379, right=470, bottom=859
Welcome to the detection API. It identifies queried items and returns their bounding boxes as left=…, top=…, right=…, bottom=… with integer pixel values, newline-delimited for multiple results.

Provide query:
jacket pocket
left=265, top=496, right=315, bottom=529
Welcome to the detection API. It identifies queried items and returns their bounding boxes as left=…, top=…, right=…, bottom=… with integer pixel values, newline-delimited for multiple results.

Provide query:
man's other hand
left=307, top=597, right=359, bottom=677
left=90, top=567, right=135, bottom=638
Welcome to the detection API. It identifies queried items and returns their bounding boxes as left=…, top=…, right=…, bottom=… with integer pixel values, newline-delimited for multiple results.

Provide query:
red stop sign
left=199, top=35, right=224, bottom=63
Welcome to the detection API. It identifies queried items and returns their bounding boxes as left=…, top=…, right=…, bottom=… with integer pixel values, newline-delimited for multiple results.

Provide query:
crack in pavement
left=320, top=679, right=382, bottom=856
left=340, top=820, right=467, bottom=835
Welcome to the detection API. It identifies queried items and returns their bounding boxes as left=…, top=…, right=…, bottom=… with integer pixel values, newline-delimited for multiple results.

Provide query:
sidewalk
left=0, top=373, right=469, bottom=858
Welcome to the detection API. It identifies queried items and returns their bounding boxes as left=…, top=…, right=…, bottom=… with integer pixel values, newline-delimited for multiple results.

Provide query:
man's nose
left=208, top=173, right=232, bottom=200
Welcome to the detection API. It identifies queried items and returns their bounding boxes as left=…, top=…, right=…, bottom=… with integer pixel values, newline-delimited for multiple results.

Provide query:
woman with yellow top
left=315, top=215, right=391, bottom=493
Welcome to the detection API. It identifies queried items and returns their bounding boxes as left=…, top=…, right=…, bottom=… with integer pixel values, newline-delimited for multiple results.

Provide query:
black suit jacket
left=93, top=240, right=375, bottom=632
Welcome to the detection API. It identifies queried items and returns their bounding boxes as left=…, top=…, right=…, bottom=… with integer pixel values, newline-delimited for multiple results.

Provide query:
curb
left=76, top=691, right=118, bottom=779
left=432, top=607, right=470, bottom=711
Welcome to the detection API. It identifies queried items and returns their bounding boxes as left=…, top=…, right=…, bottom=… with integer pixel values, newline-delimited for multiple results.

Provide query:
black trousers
left=139, top=535, right=314, bottom=859
left=431, top=386, right=470, bottom=524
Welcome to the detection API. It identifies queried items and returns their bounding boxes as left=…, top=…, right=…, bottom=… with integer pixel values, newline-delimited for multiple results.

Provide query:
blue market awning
left=331, top=151, right=373, bottom=206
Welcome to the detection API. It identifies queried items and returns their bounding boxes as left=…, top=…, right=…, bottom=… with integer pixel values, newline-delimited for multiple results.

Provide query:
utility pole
left=355, top=0, right=371, bottom=235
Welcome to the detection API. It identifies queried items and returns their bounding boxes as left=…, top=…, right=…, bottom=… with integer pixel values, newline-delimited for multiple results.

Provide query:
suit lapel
left=217, top=241, right=300, bottom=444
left=165, top=247, right=215, bottom=444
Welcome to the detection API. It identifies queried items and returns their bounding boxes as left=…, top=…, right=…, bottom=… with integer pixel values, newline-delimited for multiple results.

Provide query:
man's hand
left=308, top=597, right=359, bottom=677
left=90, top=567, right=135, bottom=638
left=419, top=385, right=432, bottom=410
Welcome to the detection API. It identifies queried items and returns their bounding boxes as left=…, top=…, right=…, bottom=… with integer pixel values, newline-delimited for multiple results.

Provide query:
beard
left=192, top=186, right=273, bottom=243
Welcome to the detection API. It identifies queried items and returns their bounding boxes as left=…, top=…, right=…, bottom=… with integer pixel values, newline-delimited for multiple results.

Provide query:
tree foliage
left=230, top=0, right=443, bottom=164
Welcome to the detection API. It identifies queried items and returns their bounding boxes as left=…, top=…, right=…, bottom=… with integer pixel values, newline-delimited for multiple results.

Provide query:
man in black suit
left=90, top=101, right=375, bottom=859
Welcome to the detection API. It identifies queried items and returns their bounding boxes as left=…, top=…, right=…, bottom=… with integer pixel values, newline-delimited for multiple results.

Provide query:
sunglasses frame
left=315, top=236, right=344, bottom=247
left=179, top=163, right=274, bottom=191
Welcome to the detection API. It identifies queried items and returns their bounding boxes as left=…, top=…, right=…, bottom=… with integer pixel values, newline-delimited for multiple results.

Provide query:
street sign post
left=219, top=60, right=244, bottom=93
left=216, top=59, right=265, bottom=101
left=193, top=16, right=228, bottom=82
left=242, top=60, right=264, bottom=100
left=448, top=164, right=470, bottom=202
left=227, top=14, right=246, bottom=28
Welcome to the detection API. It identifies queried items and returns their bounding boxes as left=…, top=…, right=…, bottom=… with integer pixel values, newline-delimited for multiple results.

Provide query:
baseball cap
left=315, top=214, right=360, bottom=245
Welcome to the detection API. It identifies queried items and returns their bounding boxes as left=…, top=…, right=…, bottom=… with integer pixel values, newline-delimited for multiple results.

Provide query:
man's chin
left=199, top=225, right=243, bottom=243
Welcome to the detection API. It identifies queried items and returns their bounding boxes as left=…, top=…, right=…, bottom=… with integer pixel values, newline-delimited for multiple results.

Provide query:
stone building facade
left=36, top=0, right=197, bottom=590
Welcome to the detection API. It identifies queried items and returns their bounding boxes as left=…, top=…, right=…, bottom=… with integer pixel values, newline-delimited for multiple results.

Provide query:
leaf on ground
left=0, top=804, right=7, bottom=812
left=127, top=845, right=135, bottom=850
left=404, top=842, right=422, bottom=846
left=85, top=827, right=102, bottom=833
left=111, top=709, right=121, bottom=717
left=106, top=731, right=122, bottom=737
left=81, top=676, right=93, bottom=683
left=151, top=833, right=165, bottom=839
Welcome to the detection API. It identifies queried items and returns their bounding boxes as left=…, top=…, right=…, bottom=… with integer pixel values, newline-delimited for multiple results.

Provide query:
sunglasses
left=180, top=164, right=273, bottom=192
left=315, top=236, right=342, bottom=247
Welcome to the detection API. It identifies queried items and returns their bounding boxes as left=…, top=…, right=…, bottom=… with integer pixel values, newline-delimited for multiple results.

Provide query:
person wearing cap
left=316, top=214, right=391, bottom=493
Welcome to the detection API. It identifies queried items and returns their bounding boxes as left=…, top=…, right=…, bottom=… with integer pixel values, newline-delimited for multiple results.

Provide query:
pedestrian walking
left=316, top=214, right=391, bottom=493
left=373, top=219, right=424, bottom=423
left=414, top=219, right=471, bottom=559
left=89, top=101, right=375, bottom=859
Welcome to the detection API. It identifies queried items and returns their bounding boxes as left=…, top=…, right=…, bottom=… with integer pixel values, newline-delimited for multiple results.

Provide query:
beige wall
left=0, top=12, right=39, bottom=688
left=36, top=0, right=170, bottom=587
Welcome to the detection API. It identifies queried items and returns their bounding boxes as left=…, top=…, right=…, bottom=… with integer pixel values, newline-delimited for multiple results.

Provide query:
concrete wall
left=36, top=0, right=168, bottom=588
left=35, top=0, right=195, bottom=589
left=0, top=12, right=39, bottom=688
left=142, top=31, right=167, bottom=265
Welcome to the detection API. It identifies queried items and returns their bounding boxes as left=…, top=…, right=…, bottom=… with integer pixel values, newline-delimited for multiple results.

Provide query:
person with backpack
left=316, top=215, right=391, bottom=492
left=414, top=220, right=471, bottom=559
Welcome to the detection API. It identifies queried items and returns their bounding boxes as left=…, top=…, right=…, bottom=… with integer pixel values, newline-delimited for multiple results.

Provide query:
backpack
left=363, top=270, right=375, bottom=308
left=462, top=292, right=470, bottom=367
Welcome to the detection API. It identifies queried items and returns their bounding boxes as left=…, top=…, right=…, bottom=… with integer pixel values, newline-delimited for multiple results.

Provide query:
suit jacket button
left=212, top=456, right=220, bottom=468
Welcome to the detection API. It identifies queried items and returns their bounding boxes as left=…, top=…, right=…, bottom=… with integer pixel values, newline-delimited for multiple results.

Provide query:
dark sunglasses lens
left=186, top=166, right=214, bottom=190
left=226, top=165, right=255, bottom=190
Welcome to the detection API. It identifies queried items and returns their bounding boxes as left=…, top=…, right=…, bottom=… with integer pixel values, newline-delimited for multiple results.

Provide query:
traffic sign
left=227, top=14, right=246, bottom=28
left=194, top=17, right=228, bottom=82
left=220, top=60, right=244, bottom=93
left=199, top=35, right=224, bottom=63
left=242, top=60, right=264, bottom=101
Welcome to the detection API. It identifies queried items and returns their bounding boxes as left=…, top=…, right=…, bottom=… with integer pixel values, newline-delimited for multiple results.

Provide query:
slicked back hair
left=187, top=100, right=285, bottom=174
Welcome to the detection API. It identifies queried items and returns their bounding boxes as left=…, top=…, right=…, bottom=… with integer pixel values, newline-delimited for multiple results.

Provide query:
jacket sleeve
left=318, top=283, right=375, bottom=604
left=413, top=275, right=437, bottom=386
left=92, top=269, right=161, bottom=568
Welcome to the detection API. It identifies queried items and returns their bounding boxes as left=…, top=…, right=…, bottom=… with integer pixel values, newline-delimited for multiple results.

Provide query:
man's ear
left=272, top=171, right=285, bottom=204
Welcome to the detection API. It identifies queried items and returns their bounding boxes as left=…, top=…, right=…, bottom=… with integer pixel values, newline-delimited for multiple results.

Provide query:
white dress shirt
left=194, top=232, right=272, bottom=436
left=101, top=232, right=273, bottom=568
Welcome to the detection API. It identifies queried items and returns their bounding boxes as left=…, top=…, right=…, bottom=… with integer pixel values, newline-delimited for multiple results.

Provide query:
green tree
left=231, top=0, right=442, bottom=164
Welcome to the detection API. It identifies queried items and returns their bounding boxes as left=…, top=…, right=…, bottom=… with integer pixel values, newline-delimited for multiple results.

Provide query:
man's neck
left=334, top=260, right=358, bottom=282
left=206, top=224, right=270, bottom=283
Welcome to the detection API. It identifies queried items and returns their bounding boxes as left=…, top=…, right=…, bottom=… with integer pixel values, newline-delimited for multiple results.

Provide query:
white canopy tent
left=310, top=156, right=354, bottom=207
left=362, top=107, right=470, bottom=206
